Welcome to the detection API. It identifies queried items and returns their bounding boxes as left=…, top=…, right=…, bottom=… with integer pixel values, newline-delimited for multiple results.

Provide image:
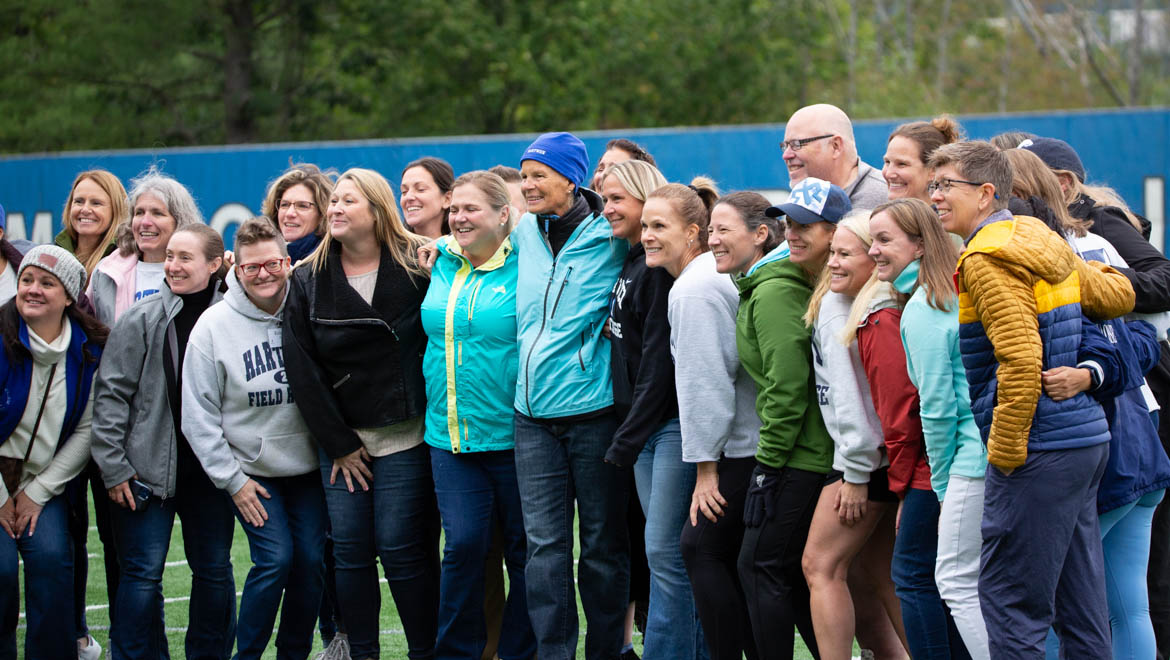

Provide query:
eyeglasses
left=237, top=258, right=287, bottom=277
left=278, top=200, right=315, bottom=212
left=780, top=134, right=835, bottom=152
left=927, top=178, right=986, bottom=195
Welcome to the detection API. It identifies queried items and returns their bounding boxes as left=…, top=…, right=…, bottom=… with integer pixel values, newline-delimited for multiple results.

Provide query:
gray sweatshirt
left=669, top=252, right=760, bottom=463
left=182, top=272, right=317, bottom=495
left=811, top=290, right=891, bottom=484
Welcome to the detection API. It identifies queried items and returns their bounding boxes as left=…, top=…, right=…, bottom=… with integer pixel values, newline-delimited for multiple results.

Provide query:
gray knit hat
left=18, top=245, right=87, bottom=303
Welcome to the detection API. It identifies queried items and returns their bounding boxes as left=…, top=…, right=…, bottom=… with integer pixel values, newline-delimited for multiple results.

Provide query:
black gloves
left=743, top=462, right=782, bottom=528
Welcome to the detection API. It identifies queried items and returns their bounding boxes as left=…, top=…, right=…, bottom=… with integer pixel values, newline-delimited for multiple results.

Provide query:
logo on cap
left=36, top=253, right=59, bottom=269
left=792, top=179, right=830, bottom=214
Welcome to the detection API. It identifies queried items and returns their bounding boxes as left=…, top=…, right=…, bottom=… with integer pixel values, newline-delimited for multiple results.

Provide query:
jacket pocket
left=550, top=266, right=573, bottom=319
left=577, top=330, right=587, bottom=372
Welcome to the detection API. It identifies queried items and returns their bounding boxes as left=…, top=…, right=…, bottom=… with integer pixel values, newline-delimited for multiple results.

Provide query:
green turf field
left=18, top=492, right=819, bottom=659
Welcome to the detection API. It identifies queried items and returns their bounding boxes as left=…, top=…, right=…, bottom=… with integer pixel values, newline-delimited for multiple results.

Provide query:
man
left=929, top=140, right=1135, bottom=659
left=781, top=104, right=887, bottom=210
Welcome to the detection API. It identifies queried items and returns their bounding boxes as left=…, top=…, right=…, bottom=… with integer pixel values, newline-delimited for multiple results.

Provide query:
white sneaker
left=314, top=633, right=351, bottom=660
left=78, top=635, right=102, bottom=660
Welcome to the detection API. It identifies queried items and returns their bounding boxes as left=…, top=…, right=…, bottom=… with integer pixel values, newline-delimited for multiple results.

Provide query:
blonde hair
left=61, top=170, right=129, bottom=275
left=1061, top=175, right=1144, bottom=234
left=1004, top=149, right=1091, bottom=237
left=305, top=168, right=427, bottom=278
left=603, top=160, right=668, bottom=203
left=645, top=177, right=720, bottom=250
left=869, top=199, right=959, bottom=312
left=803, top=211, right=891, bottom=346
left=451, top=170, right=518, bottom=232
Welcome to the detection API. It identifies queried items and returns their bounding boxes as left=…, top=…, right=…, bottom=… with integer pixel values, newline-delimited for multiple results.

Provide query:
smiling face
left=449, top=183, right=509, bottom=262
left=641, top=197, right=697, bottom=277
left=782, top=115, right=836, bottom=184
left=709, top=203, right=767, bottom=275
left=883, top=136, right=931, bottom=202
left=277, top=183, right=320, bottom=242
left=165, top=231, right=221, bottom=295
left=235, top=240, right=289, bottom=312
left=132, top=192, right=178, bottom=263
left=327, top=178, right=376, bottom=246
left=400, top=166, right=450, bottom=238
left=520, top=160, right=575, bottom=216
left=69, top=177, right=114, bottom=240
left=16, top=265, right=70, bottom=329
left=591, top=147, right=633, bottom=191
left=826, top=228, right=875, bottom=297
left=601, top=174, right=645, bottom=244
left=930, top=164, right=986, bottom=238
left=785, top=220, right=835, bottom=272
left=868, top=210, right=924, bottom=282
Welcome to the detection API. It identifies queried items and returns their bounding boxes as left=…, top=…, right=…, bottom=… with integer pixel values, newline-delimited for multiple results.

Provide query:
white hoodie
left=182, top=271, right=317, bottom=495
left=811, top=290, right=891, bottom=484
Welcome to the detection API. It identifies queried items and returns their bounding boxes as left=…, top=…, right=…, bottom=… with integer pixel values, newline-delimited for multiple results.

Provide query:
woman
left=401, top=157, right=454, bottom=239
left=92, top=225, right=236, bottom=660
left=591, top=138, right=657, bottom=191
left=89, top=168, right=201, bottom=326
left=511, top=132, right=631, bottom=660
left=283, top=168, right=438, bottom=660
left=0, top=246, right=106, bottom=659
left=801, top=212, right=908, bottom=660
left=260, top=163, right=335, bottom=264
left=183, top=217, right=325, bottom=660
left=733, top=177, right=841, bottom=658
left=680, top=192, right=777, bottom=660
left=606, top=161, right=706, bottom=659
left=1004, top=152, right=1170, bottom=660
left=881, top=116, right=962, bottom=203
left=55, top=170, right=128, bottom=279
left=868, top=198, right=989, bottom=659
left=420, top=170, right=536, bottom=660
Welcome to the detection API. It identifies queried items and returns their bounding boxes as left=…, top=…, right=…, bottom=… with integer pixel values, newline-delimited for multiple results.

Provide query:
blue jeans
left=513, top=411, right=629, bottom=660
left=431, top=447, right=535, bottom=660
left=111, top=469, right=236, bottom=660
left=892, top=487, right=969, bottom=659
left=234, top=472, right=327, bottom=660
left=321, top=443, right=440, bottom=660
left=631, top=420, right=704, bottom=660
left=0, top=494, right=74, bottom=660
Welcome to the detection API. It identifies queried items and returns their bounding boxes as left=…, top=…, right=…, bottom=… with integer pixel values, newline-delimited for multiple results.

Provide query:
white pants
left=935, top=474, right=990, bottom=660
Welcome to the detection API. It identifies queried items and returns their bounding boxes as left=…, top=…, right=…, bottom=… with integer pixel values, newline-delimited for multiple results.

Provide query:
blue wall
left=1, top=107, right=1165, bottom=249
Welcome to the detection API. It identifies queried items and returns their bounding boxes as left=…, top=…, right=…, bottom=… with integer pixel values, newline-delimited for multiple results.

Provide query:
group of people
left=0, top=100, right=1168, bottom=660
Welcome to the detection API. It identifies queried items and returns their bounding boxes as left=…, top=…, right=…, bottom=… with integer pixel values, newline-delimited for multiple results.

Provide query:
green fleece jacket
left=734, top=256, right=832, bottom=472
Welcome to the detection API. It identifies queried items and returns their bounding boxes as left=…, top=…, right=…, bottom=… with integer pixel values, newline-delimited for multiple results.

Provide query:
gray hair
left=117, top=167, right=203, bottom=256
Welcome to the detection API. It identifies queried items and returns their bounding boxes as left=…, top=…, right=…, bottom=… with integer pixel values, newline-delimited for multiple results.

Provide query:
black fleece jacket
left=605, top=243, right=679, bottom=466
left=1071, top=194, right=1170, bottom=314
left=282, top=242, right=429, bottom=459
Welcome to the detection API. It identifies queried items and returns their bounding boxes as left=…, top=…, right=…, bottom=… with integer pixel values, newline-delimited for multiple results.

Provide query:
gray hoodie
left=182, top=271, right=317, bottom=495
left=669, top=252, right=760, bottom=463
left=811, top=289, right=894, bottom=483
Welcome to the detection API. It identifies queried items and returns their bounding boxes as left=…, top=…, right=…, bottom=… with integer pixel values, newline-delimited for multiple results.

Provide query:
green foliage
left=0, top=0, right=1166, bottom=153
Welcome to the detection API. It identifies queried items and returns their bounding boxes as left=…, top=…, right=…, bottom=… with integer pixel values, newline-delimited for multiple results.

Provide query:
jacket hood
left=893, top=259, right=920, bottom=295
left=745, top=241, right=790, bottom=277
left=860, top=281, right=899, bottom=322
left=735, top=252, right=805, bottom=297
left=961, top=214, right=1079, bottom=286
left=224, top=268, right=287, bottom=321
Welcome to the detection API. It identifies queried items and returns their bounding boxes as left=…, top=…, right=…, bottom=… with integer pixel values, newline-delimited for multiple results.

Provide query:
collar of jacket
left=894, top=258, right=921, bottom=295
left=309, top=239, right=425, bottom=324
left=438, top=235, right=513, bottom=273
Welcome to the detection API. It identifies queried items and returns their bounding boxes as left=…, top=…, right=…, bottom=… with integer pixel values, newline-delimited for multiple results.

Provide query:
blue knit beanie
left=521, top=132, right=589, bottom=187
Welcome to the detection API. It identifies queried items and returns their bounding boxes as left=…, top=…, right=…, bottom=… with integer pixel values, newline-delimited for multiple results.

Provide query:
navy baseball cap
left=766, top=177, right=851, bottom=224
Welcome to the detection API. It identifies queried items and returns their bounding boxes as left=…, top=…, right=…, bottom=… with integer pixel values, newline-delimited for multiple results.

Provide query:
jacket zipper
left=550, top=266, right=572, bottom=319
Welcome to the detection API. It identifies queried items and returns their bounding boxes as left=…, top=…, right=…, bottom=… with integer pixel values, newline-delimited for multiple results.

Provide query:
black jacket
left=605, top=243, right=678, bottom=466
left=282, top=241, right=429, bottom=459
left=1072, top=194, right=1170, bottom=314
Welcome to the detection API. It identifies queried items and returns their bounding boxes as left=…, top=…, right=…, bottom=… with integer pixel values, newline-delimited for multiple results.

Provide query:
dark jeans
left=513, top=411, right=629, bottom=660
left=736, top=465, right=821, bottom=660
left=681, top=456, right=758, bottom=660
left=234, top=472, right=327, bottom=660
left=321, top=443, right=440, bottom=660
left=980, top=444, right=1111, bottom=659
left=431, top=447, right=535, bottom=660
left=110, top=468, right=236, bottom=660
left=0, top=494, right=75, bottom=660
left=892, top=487, right=970, bottom=660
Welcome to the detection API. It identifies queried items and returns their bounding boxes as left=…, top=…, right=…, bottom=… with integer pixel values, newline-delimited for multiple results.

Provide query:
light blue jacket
left=895, top=260, right=987, bottom=500
left=513, top=192, right=628, bottom=418
left=421, top=236, right=519, bottom=453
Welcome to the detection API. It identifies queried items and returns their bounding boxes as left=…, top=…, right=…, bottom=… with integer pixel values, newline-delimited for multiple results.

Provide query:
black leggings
left=736, top=465, right=823, bottom=660
left=680, top=456, right=757, bottom=660
left=72, top=461, right=120, bottom=637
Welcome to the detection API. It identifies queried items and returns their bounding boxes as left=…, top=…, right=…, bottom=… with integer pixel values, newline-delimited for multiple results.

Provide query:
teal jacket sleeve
left=900, top=307, right=960, bottom=500
left=752, top=278, right=815, bottom=469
